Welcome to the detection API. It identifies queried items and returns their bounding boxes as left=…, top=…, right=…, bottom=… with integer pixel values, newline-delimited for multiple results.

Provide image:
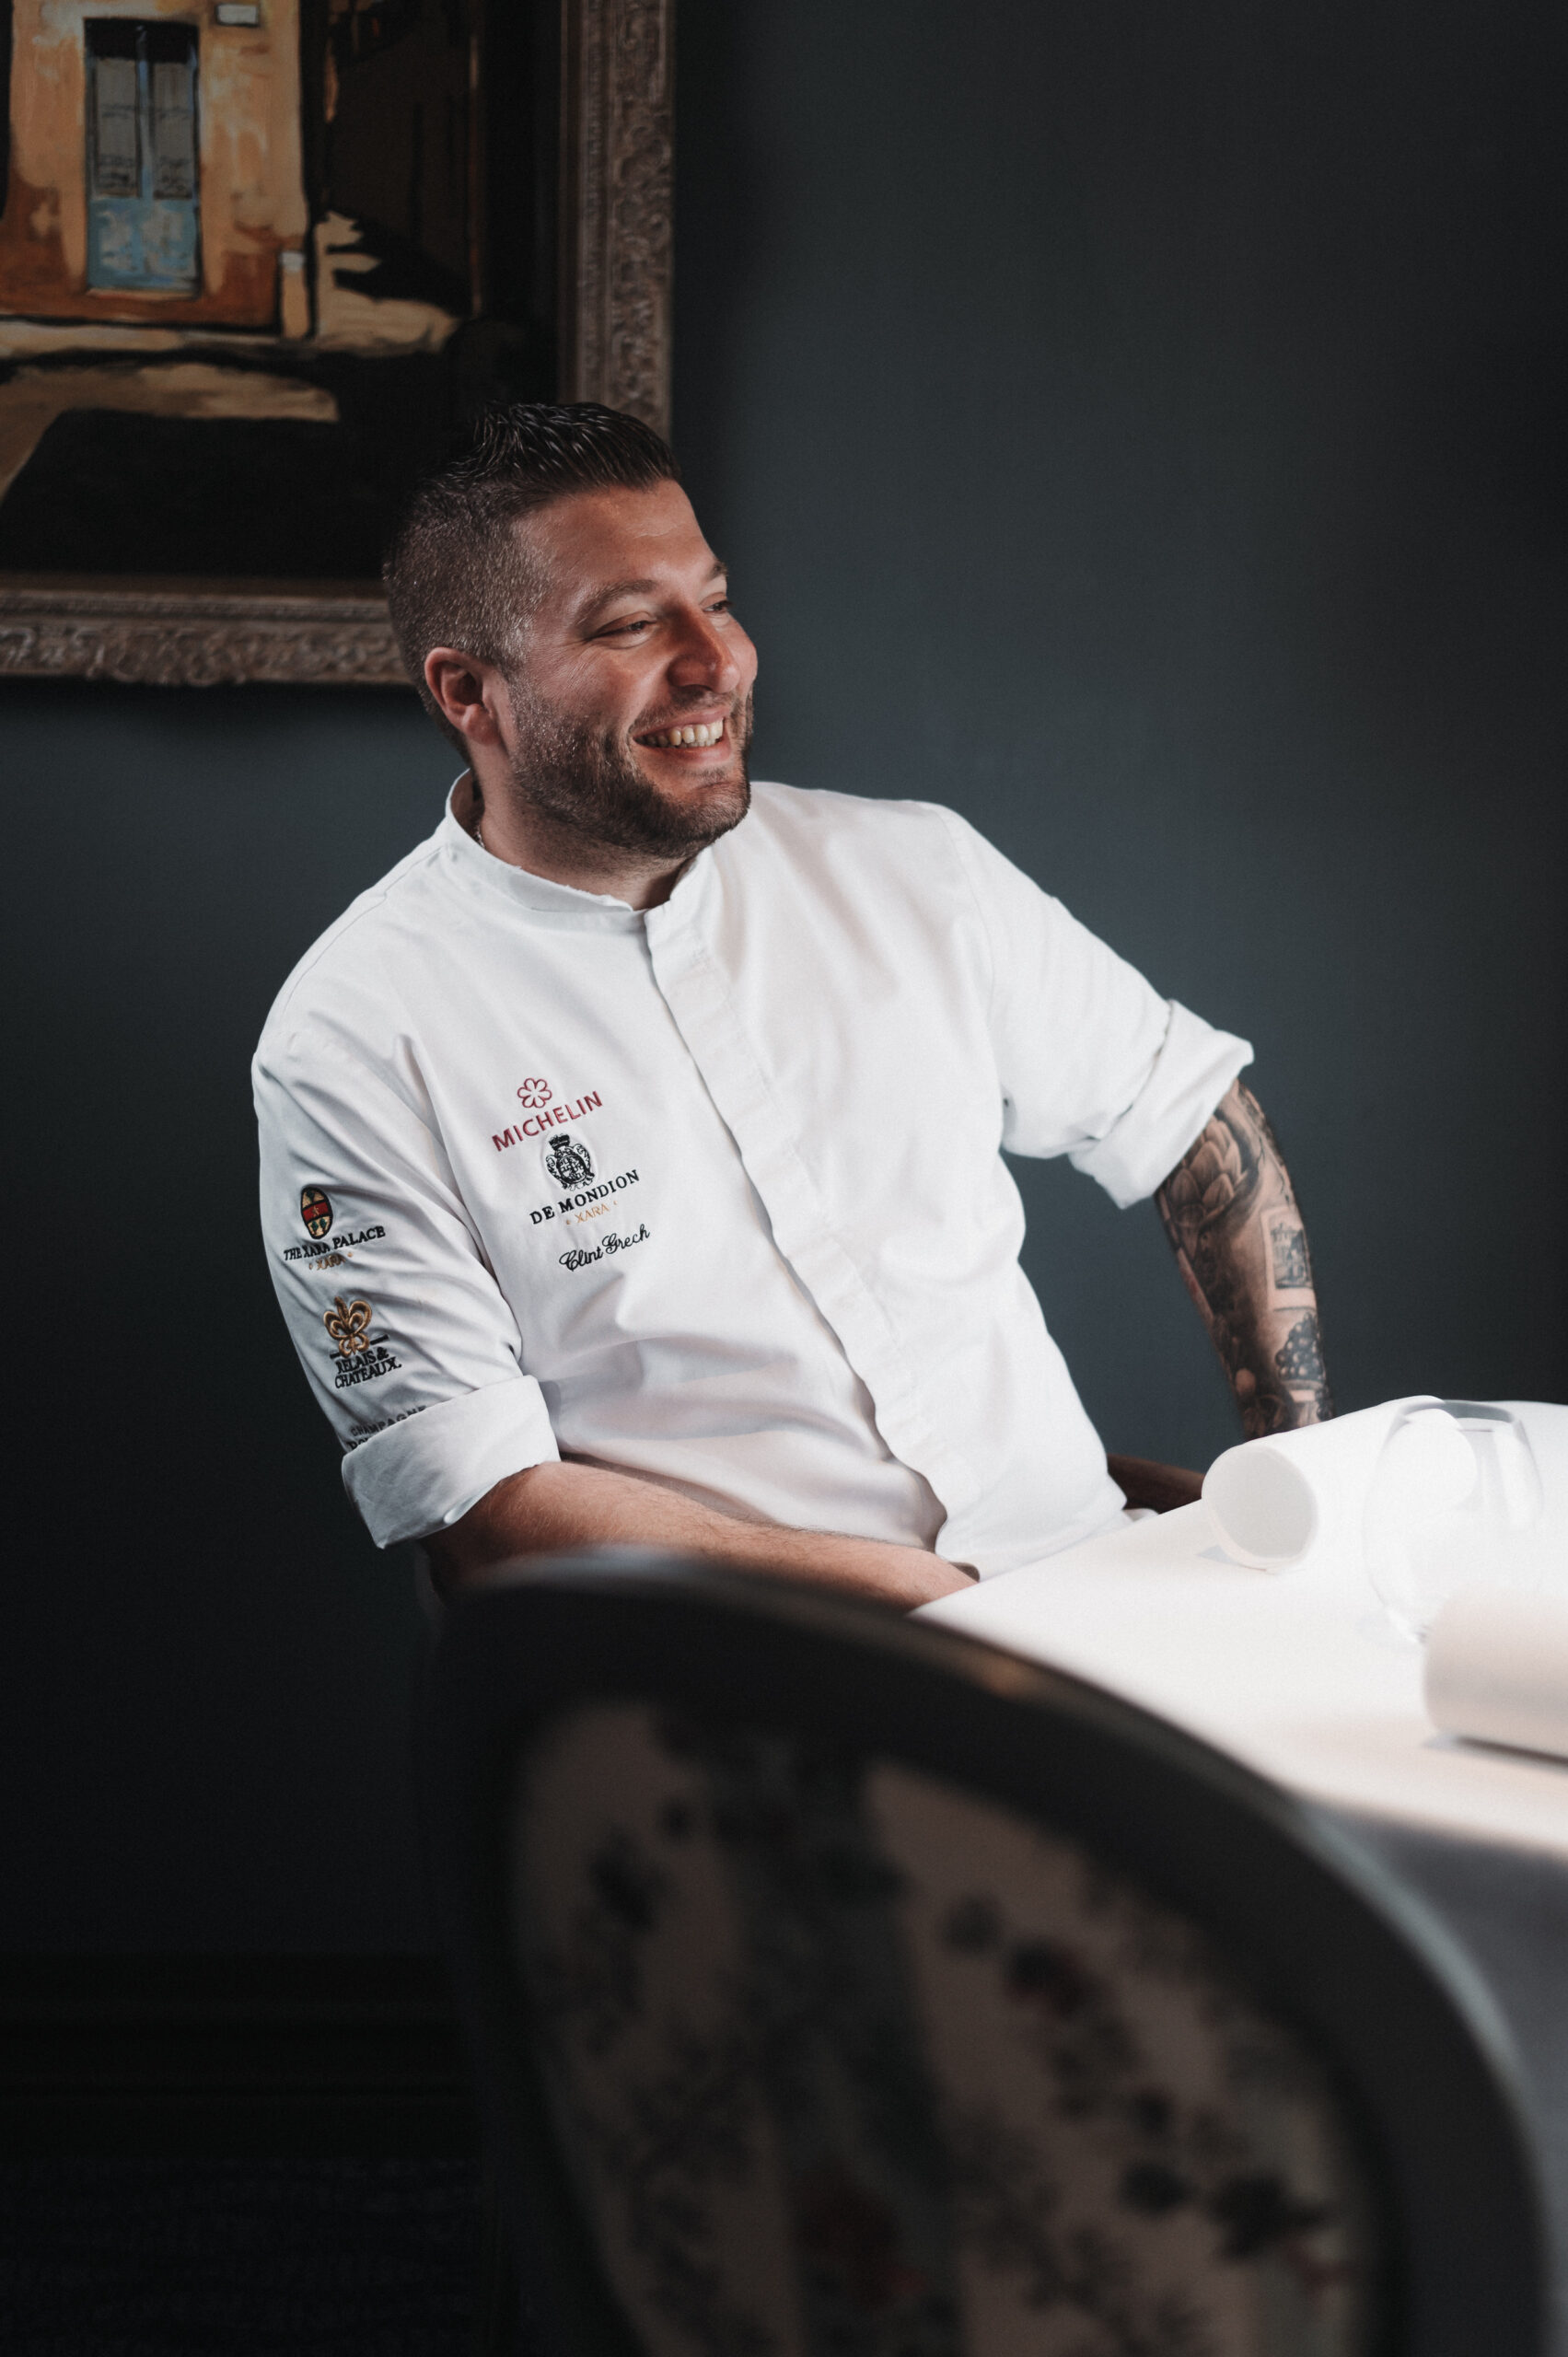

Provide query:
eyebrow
left=575, top=560, right=728, bottom=622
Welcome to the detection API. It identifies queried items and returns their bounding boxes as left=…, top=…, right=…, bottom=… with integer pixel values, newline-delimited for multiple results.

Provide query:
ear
left=424, top=648, right=510, bottom=747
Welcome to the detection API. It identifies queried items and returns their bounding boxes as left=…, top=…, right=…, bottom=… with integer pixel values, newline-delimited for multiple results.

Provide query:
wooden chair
left=425, top=1556, right=1547, bottom=2357
left=1107, top=1451, right=1204, bottom=1514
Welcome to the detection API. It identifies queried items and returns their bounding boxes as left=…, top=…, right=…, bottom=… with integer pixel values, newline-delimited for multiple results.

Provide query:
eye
left=598, top=615, right=655, bottom=640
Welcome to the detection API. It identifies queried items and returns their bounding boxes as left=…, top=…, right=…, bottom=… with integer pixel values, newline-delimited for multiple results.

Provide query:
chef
left=254, top=403, right=1329, bottom=1605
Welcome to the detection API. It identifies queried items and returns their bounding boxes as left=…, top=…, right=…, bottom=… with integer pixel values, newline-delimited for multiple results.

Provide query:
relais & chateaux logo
left=323, top=1295, right=376, bottom=1356
left=322, top=1295, right=402, bottom=1392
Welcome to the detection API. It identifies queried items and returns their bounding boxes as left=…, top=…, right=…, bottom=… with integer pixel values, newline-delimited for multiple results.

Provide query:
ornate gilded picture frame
left=0, top=0, right=673, bottom=687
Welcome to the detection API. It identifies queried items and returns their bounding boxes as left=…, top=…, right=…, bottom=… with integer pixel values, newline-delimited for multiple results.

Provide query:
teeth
left=645, top=719, right=726, bottom=748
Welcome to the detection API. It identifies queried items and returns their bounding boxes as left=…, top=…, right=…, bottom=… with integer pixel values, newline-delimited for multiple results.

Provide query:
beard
left=497, top=679, right=753, bottom=862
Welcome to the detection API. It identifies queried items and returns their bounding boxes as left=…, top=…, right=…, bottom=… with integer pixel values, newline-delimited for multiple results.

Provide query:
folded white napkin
left=1202, top=1396, right=1441, bottom=1571
left=1425, top=1589, right=1568, bottom=1760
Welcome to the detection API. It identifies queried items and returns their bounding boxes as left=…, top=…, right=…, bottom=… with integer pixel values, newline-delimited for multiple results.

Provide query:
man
left=254, top=403, right=1330, bottom=1607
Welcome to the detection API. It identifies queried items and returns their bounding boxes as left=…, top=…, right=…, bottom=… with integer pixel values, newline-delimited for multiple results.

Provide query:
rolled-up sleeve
left=1064, top=998, right=1253, bottom=1208
left=944, top=811, right=1252, bottom=1207
left=253, top=1028, right=559, bottom=1547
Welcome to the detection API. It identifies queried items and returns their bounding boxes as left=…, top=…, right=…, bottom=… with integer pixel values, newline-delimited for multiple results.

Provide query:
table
left=920, top=1401, right=1568, bottom=2346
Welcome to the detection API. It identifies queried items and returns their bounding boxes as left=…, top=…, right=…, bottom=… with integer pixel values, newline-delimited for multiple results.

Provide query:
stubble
left=498, top=678, right=754, bottom=862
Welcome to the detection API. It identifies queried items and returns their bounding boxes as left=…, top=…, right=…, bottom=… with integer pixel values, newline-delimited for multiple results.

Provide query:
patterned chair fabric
left=509, top=1701, right=1373, bottom=2357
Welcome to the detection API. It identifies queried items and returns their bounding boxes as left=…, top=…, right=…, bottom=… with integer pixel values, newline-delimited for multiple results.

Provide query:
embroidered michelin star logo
left=493, top=1086, right=603, bottom=1151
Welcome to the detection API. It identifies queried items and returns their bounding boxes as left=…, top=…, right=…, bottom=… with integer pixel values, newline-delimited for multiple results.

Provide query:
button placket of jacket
left=644, top=896, right=980, bottom=1521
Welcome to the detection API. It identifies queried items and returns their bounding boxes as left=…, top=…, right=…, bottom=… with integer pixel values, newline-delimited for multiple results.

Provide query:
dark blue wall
left=673, top=0, right=1567, bottom=1460
left=3, top=0, right=1562, bottom=1950
left=5, top=690, right=450, bottom=1949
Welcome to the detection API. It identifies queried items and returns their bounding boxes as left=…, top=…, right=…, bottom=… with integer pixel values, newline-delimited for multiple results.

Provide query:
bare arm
left=424, top=1458, right=977, bottom=1608
left=1154, top=1080, right=1332, bottom=1438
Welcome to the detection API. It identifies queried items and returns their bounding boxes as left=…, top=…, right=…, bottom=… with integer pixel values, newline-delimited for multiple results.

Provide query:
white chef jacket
left=253, top=782, right=1249, bottom=1575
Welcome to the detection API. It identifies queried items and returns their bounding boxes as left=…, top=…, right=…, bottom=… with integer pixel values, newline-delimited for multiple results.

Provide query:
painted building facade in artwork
left=0, top=0, right=498, bottom=568
left=0, top=0, right=308, bottom=330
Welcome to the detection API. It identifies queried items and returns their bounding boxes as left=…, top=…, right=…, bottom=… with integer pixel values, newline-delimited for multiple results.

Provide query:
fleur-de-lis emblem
left=323, top=1295, right=375, bottom=1356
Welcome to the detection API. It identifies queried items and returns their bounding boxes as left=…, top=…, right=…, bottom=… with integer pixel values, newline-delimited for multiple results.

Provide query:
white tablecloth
left=923, top=1400, right=1568, bottom=1854
left=920, top=1399, right=1568, bottom=2343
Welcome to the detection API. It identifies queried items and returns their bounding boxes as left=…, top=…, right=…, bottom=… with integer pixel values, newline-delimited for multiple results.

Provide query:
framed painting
left=0, top=0, right=673, bottom=685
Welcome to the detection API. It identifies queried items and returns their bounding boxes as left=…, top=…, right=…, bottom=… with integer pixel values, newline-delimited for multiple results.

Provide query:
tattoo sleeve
left=1154, top=1080, right=1332, bottom=1438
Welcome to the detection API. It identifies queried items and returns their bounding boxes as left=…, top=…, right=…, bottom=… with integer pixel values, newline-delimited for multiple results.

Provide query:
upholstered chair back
left=513, top=1697, right=1370, bottom=2355
left=425, top=1560, right=1547, bottom=2357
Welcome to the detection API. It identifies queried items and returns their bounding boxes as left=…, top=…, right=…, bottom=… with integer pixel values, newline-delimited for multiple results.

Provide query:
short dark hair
left=383, top=402, right=680, bottom=736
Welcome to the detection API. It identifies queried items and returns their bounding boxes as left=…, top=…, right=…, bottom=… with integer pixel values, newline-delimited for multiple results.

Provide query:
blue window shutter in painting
left=87, top=22, right=201, bottom=296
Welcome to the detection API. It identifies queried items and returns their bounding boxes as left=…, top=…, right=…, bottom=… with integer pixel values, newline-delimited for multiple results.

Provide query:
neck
left=453, top=768, right=692, bottom=911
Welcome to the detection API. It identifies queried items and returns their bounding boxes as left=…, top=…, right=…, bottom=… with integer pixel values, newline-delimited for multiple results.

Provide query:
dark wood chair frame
left=424, top=1556, right=1549, bottom=2357
left=1107, top=1451, right=1205, bottom=1514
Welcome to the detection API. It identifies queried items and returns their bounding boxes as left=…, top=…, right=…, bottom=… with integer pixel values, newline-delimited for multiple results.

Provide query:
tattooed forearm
left=1155, top=1081, right=1332, bottom=1438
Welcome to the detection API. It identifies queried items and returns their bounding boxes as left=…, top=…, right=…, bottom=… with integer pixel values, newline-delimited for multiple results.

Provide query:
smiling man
left=254, top=403, right=1330, bottom=1607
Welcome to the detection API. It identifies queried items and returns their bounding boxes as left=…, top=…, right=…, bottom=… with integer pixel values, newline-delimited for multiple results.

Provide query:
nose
left=668, top=602, right=745, bottom=696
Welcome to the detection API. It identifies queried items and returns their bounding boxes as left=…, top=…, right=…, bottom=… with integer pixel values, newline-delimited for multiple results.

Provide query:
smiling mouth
left=636, top=717, right=727, bottom=749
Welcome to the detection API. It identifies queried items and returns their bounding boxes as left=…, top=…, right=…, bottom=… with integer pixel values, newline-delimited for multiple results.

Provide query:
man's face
left=498, top=479, right=758, bottom=861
